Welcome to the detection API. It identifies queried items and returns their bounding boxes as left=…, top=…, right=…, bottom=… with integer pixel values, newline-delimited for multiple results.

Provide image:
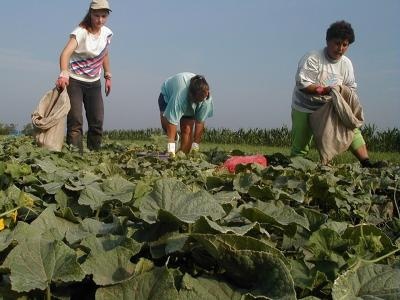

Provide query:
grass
left=106, top=136, right=400, bottom=165
left=201, top=142, right=400, bottom=165
left=3, top=134, right=397, bottom=165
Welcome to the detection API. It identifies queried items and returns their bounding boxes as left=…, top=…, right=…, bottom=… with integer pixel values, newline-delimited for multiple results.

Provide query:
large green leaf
left=193, top=216, right=270, bottom=237
left=4, top=162, right=32, bottom=179
left=241, top=200, right=310, bottom=231
left=192, top=233, right=288, bottom=268
left=101, top=175, right=135, bottom=203
left=306, top=228, right=349, bottom=281
left=332, top=264, right=400, bottom=299
left=95, top=266, right=179, bottom=300
left=138, top=178, right=225, bottom=224
left=80, top=234, right=141, bottom=285
left=290, top=259, right=327, bottom=291
left=233, top=173, right=261, bottom=193
left=3, top=236, right=85, bottom=292
left=221, top=249, right=295, bottom=299
left=0, top=229, right=13, bottom=252
left=343, top=224, right=397, bottom=260
left=30, top=206, right=80, bottom=240
left=149, top=232, right=189, bottom=259
left=65, top=217, right=123, bottom=244
left=78, top=182, right=109, bottom=211
left=0, top=221, right=43, bottom=251
left=289, top=157, right=317, bottom=172
left=212, top=191, right=241, bottom=205
left=34, top=158, right=72, bottom=182
left=64, top=171, right=101, bottom=191
left=179, top=274, right=243, bottom=299
left=39, top=181, right=65, bottom=195
left=192, top=234, right=295, bottom=299
left=78, top=175, right=134, bottom=210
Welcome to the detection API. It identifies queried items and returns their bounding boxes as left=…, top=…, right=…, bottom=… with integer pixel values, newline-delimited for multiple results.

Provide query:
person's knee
left=180, top=126, right=192, bottom=136
left=180, top=121, right=194, bottom=137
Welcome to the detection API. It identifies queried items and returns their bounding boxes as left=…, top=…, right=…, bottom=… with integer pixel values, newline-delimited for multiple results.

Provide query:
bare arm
left=193, top=121, right=205, bottom=143
left=102, top=51, right=112, bottom=96
left=56, top=37, right=77, bottom=89
left=59, top=37, right=77, bottom=72
left=102, top=51, right=111, bottom=75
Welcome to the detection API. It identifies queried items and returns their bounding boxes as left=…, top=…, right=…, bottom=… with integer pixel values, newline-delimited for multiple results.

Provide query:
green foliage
left=361, top=123, right=400, bottom=152
left=21, top=123, right=35, bottom=136
left=103, top=124, right=400, bottom=152
left=0, top=137, right=399, bottom=299
left=0, top=122, right=18, bottom=135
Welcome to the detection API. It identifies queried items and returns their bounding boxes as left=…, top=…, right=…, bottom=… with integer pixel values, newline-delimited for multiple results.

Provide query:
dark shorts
left=158, top=93, right=194, bottom=120
left=158, top=93, right=167, bottom=112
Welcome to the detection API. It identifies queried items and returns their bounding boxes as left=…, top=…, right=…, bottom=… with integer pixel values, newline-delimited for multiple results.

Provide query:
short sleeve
left=195, top=98, right=214, bottom=122
left=296, top=52, right=320, bottom=89
left=70, top=27, right=85, bottom=46
left=163, top=102, right=184, bottom=125
left=343, top=58, right=357, bottom=90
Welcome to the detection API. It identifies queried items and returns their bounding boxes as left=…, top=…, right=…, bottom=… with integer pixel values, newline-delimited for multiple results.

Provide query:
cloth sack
left=310, top=85, right=364, bottom=164
left=32, top=88, right=71, bottom=151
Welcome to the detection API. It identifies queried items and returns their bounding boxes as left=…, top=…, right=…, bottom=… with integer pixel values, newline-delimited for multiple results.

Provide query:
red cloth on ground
left=223, top=155, right=268, bottom=173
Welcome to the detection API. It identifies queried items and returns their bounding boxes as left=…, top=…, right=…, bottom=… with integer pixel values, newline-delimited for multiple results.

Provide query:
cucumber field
left=0, top=129, right=399, bottom=299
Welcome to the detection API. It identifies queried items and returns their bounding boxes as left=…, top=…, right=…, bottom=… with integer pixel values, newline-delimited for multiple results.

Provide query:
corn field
left=103, top=124, right=399, bottom=152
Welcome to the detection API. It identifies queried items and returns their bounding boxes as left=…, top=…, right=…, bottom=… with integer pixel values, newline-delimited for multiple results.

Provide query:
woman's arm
left=103, top=51, right=112, bottom=96
left=193, top=121, right=205, bottom=144
left=56, top=37, right=77, bottom=89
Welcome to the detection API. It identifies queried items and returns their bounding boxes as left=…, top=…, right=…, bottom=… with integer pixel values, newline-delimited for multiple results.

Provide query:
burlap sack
left=310, top=85, right=364, bottom=164
left=31, top=88, right=71, bottom=151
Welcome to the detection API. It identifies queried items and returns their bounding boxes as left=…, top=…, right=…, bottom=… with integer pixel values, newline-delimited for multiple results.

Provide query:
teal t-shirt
left=161, top=72, right=214, bottom=125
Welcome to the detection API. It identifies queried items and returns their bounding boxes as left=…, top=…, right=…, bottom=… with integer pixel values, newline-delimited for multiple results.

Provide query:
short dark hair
left=326, top=20, right=355, bottom=44
left=189, top=75, right=209, bottom=98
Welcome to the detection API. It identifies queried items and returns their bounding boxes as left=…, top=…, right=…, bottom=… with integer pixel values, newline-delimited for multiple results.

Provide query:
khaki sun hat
left=90, top=0, right=112, bottom=11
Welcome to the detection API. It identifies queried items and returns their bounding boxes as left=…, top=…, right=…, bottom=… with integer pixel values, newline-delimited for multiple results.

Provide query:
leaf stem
left=0, top=207, right=19, bottom=218
left=361, top=248, right=400, bottom=264
left=350, top=248, right=400, bottom=270
left=46, top=285, right=51, bottom=300
left=393, top=182, right=399, bottom=218
left=95, top=208, right=100, bottom=220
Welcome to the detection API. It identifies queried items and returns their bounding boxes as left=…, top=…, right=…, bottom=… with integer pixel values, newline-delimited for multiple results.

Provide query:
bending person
left=55, top=0, right=113, bottom=151
left=158, top=72, right=213, bottom=155
left=291, top=20, right=383, bottom=168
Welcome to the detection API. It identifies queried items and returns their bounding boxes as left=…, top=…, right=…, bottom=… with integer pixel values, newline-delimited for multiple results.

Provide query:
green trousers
left=290, top=109, right=365, bottom=156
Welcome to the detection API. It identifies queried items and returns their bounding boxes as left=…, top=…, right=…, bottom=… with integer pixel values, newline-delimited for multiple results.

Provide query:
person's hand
left=55, top=76, right=69, bottom=91
left=105, top=78, right=112, bottom=96
left=167, top=142, right=176, bottom=158
left=55, top=71, right=69, bottom=91
left=315, top=86, right=331, bottom=95
left=191, top=142, right=200, bottom=152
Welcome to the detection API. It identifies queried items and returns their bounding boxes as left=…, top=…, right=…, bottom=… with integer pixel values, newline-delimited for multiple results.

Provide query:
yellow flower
left=10, top=211, right=18, bottom=222
left=0, top=218, right=4, bottom=231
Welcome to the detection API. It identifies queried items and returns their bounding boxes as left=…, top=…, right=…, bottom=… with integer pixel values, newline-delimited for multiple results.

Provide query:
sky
left=0, top=0, right=399, bottom=131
